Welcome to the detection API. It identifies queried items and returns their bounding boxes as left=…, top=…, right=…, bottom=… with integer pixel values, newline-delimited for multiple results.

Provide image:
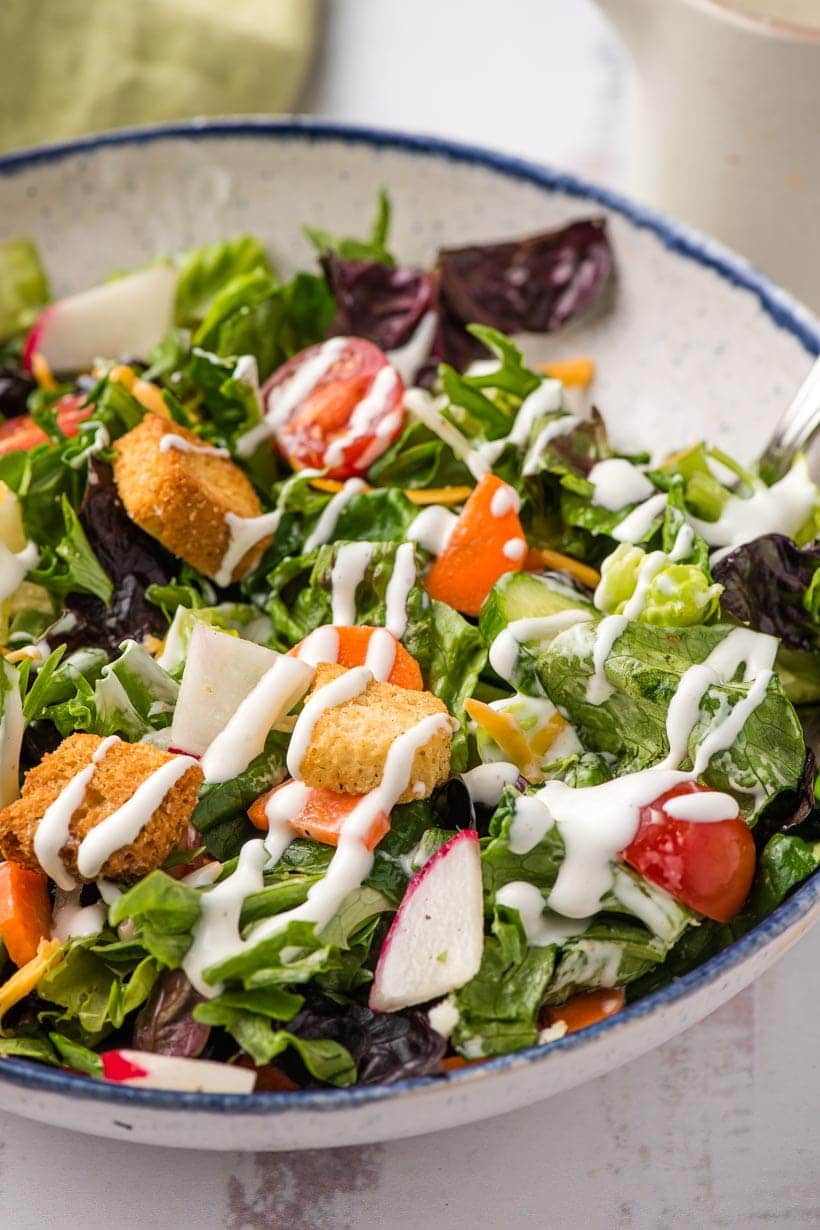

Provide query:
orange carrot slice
left=0, top=862, right=53, bottom=967
left=539, top=358, right=595, bottom=389
left=290, top=625, right=423, bottom=690
left=524, top=546, right=600, bottom=590
left=542, top=988, right=625, bottom=1036
left=424, top=474, right=526, bottom=616
left=248, top=783, right=389, bottom=851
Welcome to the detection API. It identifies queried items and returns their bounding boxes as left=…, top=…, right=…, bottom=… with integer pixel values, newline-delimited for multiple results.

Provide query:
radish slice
left=23, top=264, right=178, bottom=372
left=369, top=830, right=484, bottom=1012
left=100, top=1049, right=256, bottom=1093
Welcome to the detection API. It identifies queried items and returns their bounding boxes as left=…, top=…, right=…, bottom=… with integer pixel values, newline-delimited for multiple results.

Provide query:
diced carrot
left=542, top=988, right=625, bottom=1036
left=290, top=625, right=423, bottom=690
left=524, top=546, right=600, bottom=591
left=0, top=862, right=53, bottom=967
left=248, top=783, right=390, bottom=851
left=424, top=474, right=526, bottom=617
left=30, top=351, right=58, bottom=392
left=464, top=698, right=541, bottom=782
left=440, top=1055, right=485, bottom=1072
left=539, top=358, right=595, bottom=389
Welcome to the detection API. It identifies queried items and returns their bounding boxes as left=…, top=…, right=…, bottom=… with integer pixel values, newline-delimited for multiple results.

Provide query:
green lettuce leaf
left=0, top=237, right=49, bottom=339
left=305, top=188, right=394, bottom=266
left=174, top=236, right=274, bottom=329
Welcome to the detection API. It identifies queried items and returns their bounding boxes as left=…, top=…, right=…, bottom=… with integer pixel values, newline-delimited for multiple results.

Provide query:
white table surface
left=2, top=3, right=818, bottom=1226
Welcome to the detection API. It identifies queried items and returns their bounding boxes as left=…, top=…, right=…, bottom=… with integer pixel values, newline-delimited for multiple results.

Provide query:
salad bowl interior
left=0, top=119, right=817, bottom=1151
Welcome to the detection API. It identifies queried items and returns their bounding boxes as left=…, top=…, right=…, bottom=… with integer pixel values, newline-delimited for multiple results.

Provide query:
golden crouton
left=112, top=413, right=269, bottom=583
left=0, top=732, right=203, bottom=884
left=298, top=664, right=452, bottom=802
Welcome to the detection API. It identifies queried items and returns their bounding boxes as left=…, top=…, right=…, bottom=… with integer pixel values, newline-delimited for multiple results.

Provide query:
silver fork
left=757, top=354, right=820, bottom=484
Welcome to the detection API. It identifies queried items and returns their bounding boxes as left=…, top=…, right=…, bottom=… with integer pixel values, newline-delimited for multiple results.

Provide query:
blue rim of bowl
left=0, top=118, right=817, bottom=1118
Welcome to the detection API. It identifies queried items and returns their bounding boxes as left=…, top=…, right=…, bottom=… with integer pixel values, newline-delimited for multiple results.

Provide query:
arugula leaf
left=37, top=941, right=158, bottom=1041
left=29, top=496, right=111, bottom=603
left=305, top=189, right=394, bottom=266
left=110, top=872, right=201, bottom=968
left=49, top=1031, right=103, bottom=1076
left=366, top=420, right=473, bottom=490
left=174, top=236, right=274, bottom=328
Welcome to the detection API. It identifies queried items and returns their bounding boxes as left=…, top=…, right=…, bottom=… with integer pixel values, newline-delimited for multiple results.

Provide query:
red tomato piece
left=620, top=781, right=756, bottom=923
left=264, top=338, right=405, bottom=479
left=0, top=393, right=92, bottom=457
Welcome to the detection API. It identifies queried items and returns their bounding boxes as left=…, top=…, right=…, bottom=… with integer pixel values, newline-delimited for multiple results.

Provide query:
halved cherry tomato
left=620, top=781, right=756, bottom=923
left=264, top=338, right=405, bottom=479
left=541, top=988, right=625, bottom=1035
left=0, top=393, right=92, bottom=457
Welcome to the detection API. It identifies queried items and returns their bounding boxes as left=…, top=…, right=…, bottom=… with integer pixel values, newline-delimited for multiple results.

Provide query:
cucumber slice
left=479, top=571, right=593, bottom=647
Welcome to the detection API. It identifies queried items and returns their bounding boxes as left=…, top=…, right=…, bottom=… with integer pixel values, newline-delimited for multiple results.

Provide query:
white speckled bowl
left=0, top=119, right=817, bottom=1151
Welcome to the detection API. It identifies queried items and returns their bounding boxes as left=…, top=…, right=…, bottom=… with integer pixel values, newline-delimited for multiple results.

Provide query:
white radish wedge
left=369, top=830, right=484, bottom=1012
left=23, top=264, right=178, bottom=372
left=100, top=1050, right=256, bottom=1094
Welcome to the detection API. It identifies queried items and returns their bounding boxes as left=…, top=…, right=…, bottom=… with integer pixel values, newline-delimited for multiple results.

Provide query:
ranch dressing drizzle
left=303, top=478, right=367, bottom=551
left=585, top=614, right=627, bottom=704
left=384, top=541, right=417, bottom=638
left=330, top=542, right=375, bottom=624
left=182, top=838, right=269, bottom=996
left=323, top=365, right=401, bottom=470
left=0, top=540, right=39, bottom=604
left=76, top=754, right=197, bottom=880
left=688, top=455, right=816, bottom=561
left=215, top=509, right=283, bottom=588
left=488, top=611, right=593, bottom=683
left=461, top=761, right=521, bottom=808
left=386, top=311, right=438, bottom=383
left=522, top=414, right=581, bottom=477
left=404, top=388, right=491, bottom=480
left=495, top=881, right=592, bottom=947
left=263, top=779, right=312, bottom=866
left=158, top=434, right=230, bottom=459
left=611, top=492, right=668, bottom=543
left=664, top=790, right=739, bottom=821
left=201, top=655, right=314, bottom=784
left=286, top=666, right=372, bottom=779
left=51, top=887, right=107, bottom=941
left=235, top=337, right=347, bottom=457
left=364, top=627, right=397, bottom=682
left=406, top=506, right=458, bottom=556
left=34, top=735, right=120, bottom=890
left=295, top=625, right=340, bottom=667
left=588, top=458, right=655, bottom=511
left=490, top=484, right=521, bottom=518
left=503, top=538, right=527, bottom=561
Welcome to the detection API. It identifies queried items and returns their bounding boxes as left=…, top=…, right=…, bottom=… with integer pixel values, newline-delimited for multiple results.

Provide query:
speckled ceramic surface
left=0, top=119, right=817, bottom=1152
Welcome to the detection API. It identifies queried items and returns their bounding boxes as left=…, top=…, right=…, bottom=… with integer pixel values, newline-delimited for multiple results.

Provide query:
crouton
left=112, top=413, right=269, bottom=583
left=0, top=732, right=203, bottom=884
left=298, top=664, right=452, bottom=802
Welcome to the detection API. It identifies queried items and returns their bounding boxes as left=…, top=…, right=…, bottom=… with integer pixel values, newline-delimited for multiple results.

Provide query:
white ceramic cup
left=593, top=0, right=820, bottom=313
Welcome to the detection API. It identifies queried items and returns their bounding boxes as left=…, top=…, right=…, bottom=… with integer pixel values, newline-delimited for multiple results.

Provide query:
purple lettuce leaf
left=713, top=534, right=820, bottom=654
left=132, top=969, right=211, bottom=1058
left=322, top=253, right=434, bottom=353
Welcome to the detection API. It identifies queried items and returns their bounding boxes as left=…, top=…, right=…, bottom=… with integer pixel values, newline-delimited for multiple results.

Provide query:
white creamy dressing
left=33, top=735, right=120, bottom=890
left=158, top=434, right=230, bottom=459
left=488, top=611, right=593, bottom=683
left=51, top=887, right=106, bottom=941
left=664, top=790, right=739, bottom=821
left=183, top=712, right=451, bottom=998
left=611, top=492, right=668, bottom=543
left=427, top=998, right=461, bottom=1040
left=303, top=478, right=367, bottom=551
left=688, top=456, right=816, bottom=561
left=0, top=540, right=39, bottom=604
left=461, top=761, right=521, bottom=807
left=489, top=484, right=521, bottom=518
left=384, top=541, right=417, bottom=638
left=286, top=665, right=372, bottom=779
left=330, top=542, right=375, bottom=624
left=324, top=365, right=402, bottom=471
left=659, top=627, right=778, bottom=775
left=404, top=388, right=492, bottom=480
left=406, top=506, right=458, bottom=556
left=235, top=337, right=347, bottom=457
left=364, top=627, right=397, bottom=682
left=588, top=458, right=655, bottom=511
left=182, top=861, right=224, bottom=888
left=585, top=614, right=627, bottom=704
left=496, top=881, right=592, bottom=947
left=200, top=655, right=314, bottom=784
left=522, top=414, right=581, bottom=477
left=502, top=537, right=527, bottom=561
left=295, top=625, right=340, bottom=666
left=215, top=509, right=283, bottom=588
left=386, top=311, right=438, bottom=383
left=67, top=423, right=110, bottom=470
left=76, top=754, right=197, bottom=879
